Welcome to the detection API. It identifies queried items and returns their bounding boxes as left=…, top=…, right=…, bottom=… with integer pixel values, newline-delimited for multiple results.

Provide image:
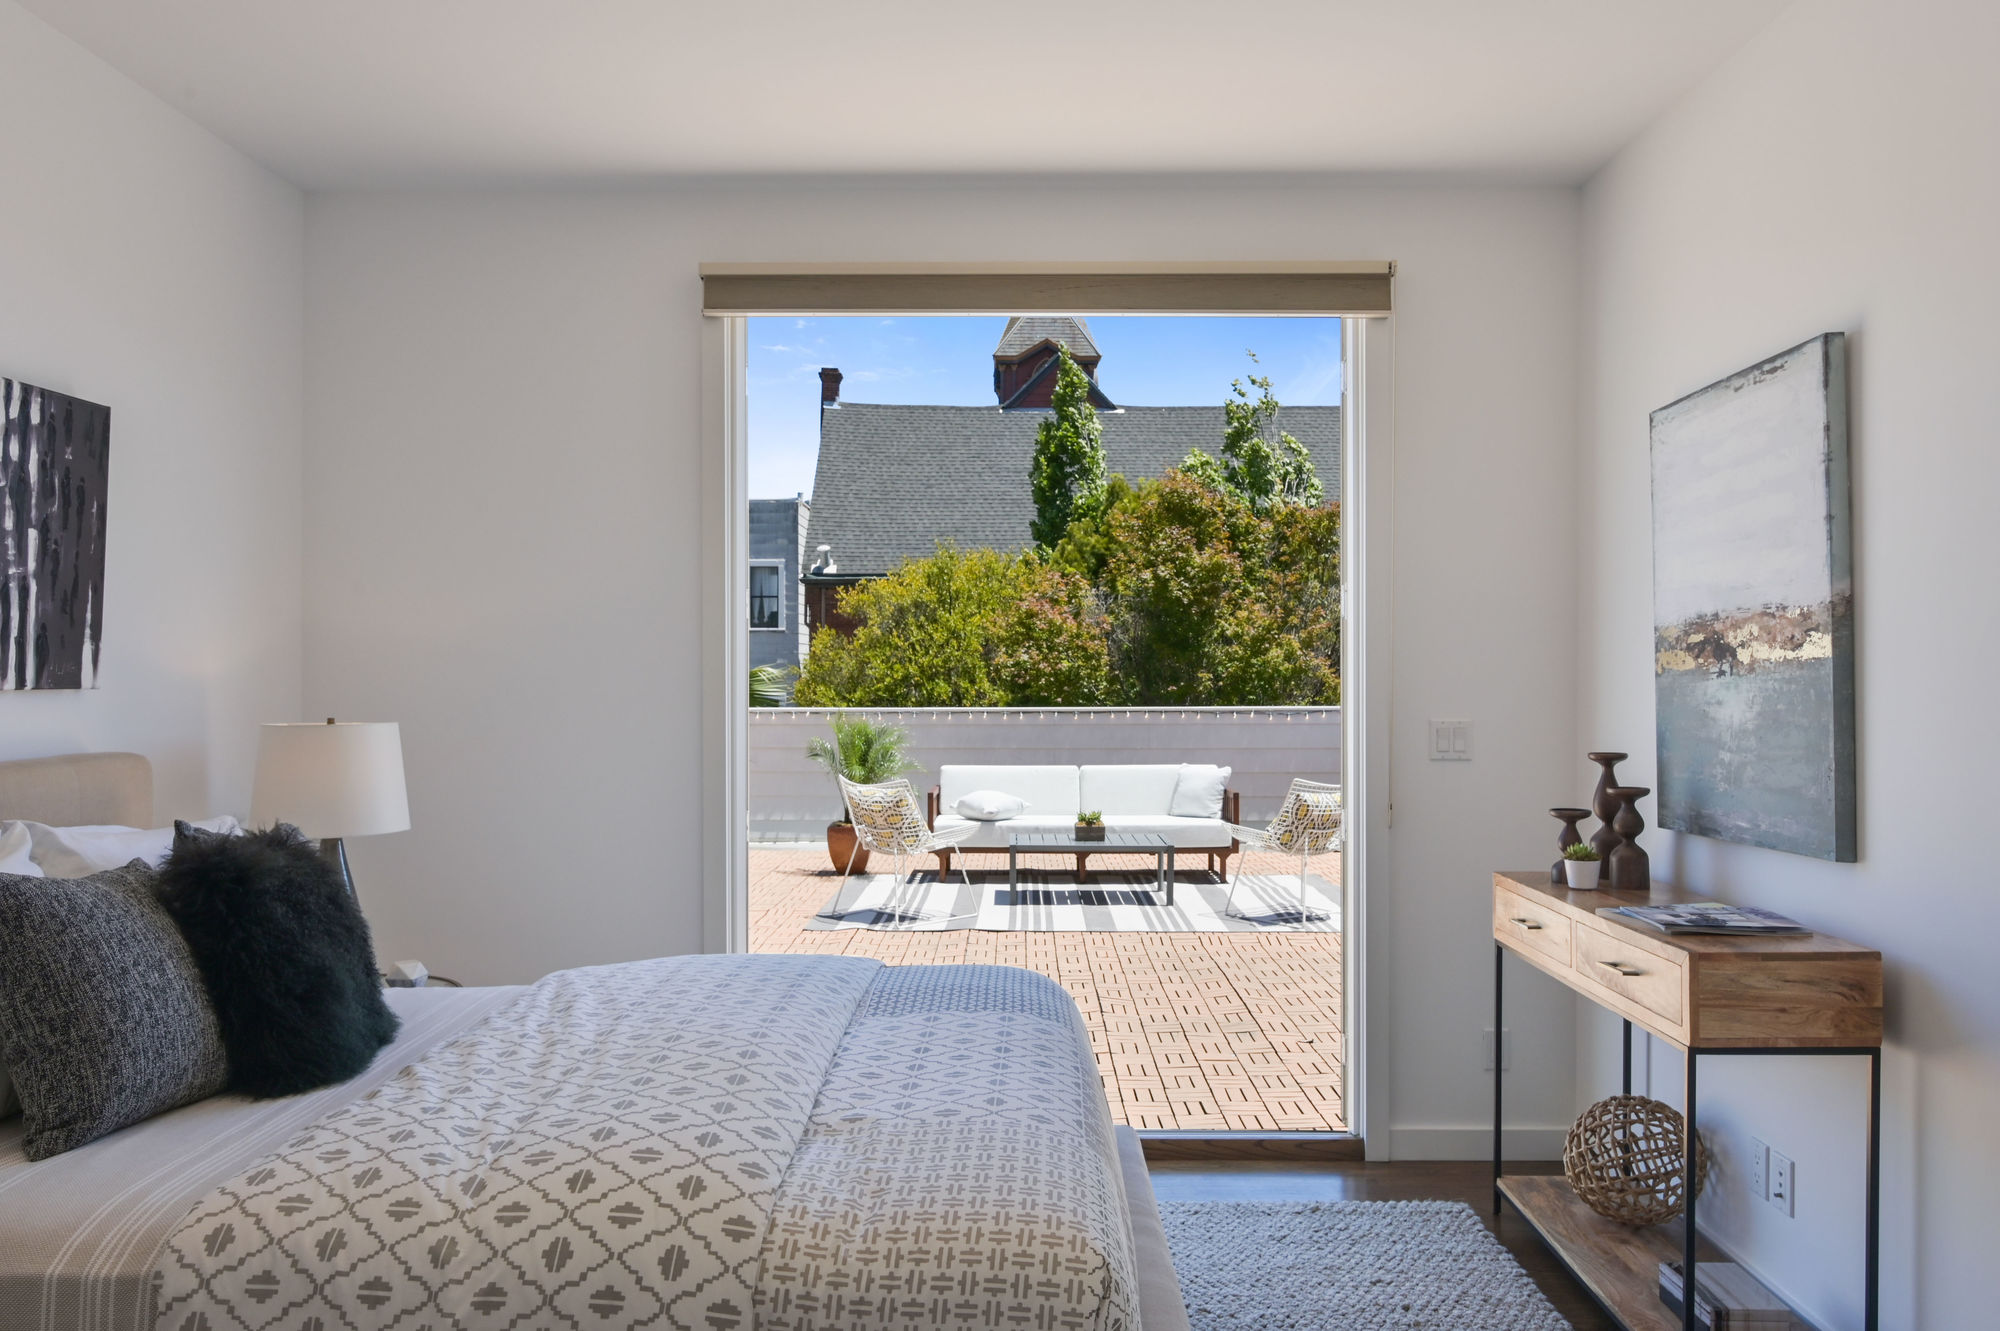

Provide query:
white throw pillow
left=1169, top=765, right=1232, bottom=819
left=955, top=789, right=1029, bottom=822
left=0, top=822, right=40, bottom=876
left=23, top=816, right=241, bottom=879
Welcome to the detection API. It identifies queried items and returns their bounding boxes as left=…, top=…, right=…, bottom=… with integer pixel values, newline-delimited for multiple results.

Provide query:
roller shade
left=699, top=262, right=1391, bottom=316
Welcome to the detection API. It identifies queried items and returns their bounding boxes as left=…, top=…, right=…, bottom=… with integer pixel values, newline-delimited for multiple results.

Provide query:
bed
left=0, top=753, right=1189, bottom=1331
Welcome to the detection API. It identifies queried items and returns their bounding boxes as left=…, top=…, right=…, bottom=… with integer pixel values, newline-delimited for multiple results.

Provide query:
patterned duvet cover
left=149, top=956, right=1136, bottom=1331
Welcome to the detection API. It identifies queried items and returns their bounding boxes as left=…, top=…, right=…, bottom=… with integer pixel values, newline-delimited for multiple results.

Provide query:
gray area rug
left=1160, top=1200, right=1571, bottom=1330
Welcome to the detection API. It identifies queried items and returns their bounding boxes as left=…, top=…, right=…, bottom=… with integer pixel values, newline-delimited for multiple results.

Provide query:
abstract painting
left=1651, top=333, right=1854, bottom=860
left=2, top=377, right=110, bottom=690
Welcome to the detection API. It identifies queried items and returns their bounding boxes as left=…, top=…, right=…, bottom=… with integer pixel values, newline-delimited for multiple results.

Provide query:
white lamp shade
left=251, top=722, right=410, bottom=839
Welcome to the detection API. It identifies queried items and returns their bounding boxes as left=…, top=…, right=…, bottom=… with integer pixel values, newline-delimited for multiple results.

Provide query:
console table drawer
left=1573, top=920, right=1685, bottom=1027
left=1494, top=887, right=1572, bottom=968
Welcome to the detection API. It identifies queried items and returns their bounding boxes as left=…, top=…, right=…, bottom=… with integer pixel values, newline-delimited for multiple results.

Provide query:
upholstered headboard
left=0, top=753, right=153, bottom=828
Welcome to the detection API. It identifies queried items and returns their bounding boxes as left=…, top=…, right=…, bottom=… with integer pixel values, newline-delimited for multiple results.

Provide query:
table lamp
left=251, top=719, right=410, bottom=901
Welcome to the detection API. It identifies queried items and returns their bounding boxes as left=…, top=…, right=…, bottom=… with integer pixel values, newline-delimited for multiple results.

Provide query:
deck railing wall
left=749, top=706, right=1341, bottom=840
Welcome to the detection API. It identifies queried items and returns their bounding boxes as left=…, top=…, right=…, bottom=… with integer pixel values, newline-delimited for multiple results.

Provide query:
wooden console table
left=1491, top=870, right=1882, bottom=1331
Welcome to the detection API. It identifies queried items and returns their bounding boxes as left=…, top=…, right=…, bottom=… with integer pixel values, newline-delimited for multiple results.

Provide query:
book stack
left=1600, top=902, right=1809, bottom=936
left=1658, top=1261, right=1802, bottom=1329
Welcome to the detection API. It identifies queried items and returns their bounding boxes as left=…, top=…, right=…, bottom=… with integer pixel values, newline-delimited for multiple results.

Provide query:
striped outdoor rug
left=802, top=869, right=1341, bottom=933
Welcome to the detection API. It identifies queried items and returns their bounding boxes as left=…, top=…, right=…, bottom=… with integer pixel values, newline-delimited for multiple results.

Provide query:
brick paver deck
left=749, top=848, right=1345, bottom=1132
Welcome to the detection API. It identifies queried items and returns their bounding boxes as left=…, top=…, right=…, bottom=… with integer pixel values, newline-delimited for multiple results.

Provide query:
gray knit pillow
left=0, top=862, right=227, bottom=1158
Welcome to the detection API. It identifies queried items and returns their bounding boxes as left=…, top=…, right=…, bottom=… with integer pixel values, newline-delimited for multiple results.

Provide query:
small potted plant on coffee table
left=1562, top=841, right=1602, bottom=891
left=1075, top=810, right=1106, bottom=842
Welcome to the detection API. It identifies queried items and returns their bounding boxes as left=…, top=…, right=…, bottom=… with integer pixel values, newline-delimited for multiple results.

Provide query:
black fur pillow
left=155, top=822, right=399, bottom=1098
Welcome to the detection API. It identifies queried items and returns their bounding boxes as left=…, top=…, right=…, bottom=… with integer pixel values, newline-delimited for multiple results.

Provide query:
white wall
left=0, top=1, right=304, bottom=818
left=1578, top=1, right=2000, bottom=1326
left=303, top=178, right=1583, bottom=1152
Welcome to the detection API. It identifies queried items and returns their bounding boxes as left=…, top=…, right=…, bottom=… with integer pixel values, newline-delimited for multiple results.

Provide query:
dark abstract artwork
left=2, top=377, right=110, bottom=690
left=1650, top=333, right=1853, bottom=860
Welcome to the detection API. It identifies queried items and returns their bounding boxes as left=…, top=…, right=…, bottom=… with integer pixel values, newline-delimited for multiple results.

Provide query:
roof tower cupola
left=992, top=316, right=1116, bottom=409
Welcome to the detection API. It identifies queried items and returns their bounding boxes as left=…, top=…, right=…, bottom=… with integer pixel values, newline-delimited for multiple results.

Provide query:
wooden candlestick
left=1608, top=786, right=1651, bottom=891
left=1549, top=807, right=1591, bottom=882
left=1587, top=752, right=1628, bottom=864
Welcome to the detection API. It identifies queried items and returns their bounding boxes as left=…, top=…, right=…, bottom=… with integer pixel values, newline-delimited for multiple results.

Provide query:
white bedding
left=0, top=985, right=521, bottom=1331
left=0, top=960, right=1148, bottom=1331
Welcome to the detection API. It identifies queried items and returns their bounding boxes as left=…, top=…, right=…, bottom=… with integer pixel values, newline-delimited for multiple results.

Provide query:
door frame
left=701, top=300, right=1394, bottom=1148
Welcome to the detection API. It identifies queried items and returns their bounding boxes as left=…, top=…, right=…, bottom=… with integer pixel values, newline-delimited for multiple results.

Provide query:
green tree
left=792, top=544, right=1114, bottom=707
left=1180, top=352, right=1324, bottom=513
left=1102, top=471, right=1340, bottom=705
left=1029, top=345, right=1107, bottom=551
left=1048, top=473, right=1138, bottom=584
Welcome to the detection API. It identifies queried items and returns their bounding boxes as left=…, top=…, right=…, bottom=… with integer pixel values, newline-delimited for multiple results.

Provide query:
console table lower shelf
left=1499, top=1175, right=1816, bottom=1331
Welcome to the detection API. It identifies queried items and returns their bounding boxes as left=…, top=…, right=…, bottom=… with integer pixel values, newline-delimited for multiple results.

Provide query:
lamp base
left=320, top=836, right=357, bottom=902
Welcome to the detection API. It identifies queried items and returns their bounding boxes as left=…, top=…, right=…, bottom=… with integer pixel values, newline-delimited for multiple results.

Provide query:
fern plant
left=806, top=716, right=918, bottom=820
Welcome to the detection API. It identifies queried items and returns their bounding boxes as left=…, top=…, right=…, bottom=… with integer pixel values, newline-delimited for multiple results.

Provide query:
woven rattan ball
left=1563, top=1095, right=1710, bottom=1226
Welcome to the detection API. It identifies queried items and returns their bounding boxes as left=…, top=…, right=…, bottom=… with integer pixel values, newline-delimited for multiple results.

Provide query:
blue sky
left=747, top=316, right=1343, bottom=499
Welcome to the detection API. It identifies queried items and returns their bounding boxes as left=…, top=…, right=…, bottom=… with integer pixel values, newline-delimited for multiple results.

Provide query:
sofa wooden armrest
left=927, top=785, right=941, bottom=829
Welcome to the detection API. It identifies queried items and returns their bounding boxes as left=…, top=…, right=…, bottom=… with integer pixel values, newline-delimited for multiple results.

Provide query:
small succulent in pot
left=1075, top=810, right=1106, bottom=841
left=1561, top=841, right=1602, bottom=891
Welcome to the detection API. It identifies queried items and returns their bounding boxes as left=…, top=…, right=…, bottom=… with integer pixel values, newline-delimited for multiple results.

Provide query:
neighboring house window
left=749, top=562, right=783, bottom=629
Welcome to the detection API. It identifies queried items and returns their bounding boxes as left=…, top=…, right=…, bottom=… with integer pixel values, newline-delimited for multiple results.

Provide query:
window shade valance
left=698, top=262, right=1392, bottom=316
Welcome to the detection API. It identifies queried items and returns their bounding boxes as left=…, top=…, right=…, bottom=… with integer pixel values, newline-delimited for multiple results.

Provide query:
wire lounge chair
left=1222, top=778, right=1343, bottom=926
left=823, top=776, right=977, bottom=924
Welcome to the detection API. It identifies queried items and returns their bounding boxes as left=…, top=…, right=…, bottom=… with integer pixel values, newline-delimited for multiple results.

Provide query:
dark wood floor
left=1145, top=1158, right=1615, bottom=1330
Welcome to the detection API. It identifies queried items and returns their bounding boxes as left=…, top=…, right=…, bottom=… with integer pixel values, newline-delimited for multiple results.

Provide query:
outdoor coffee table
left=1006, top=831, right=1176, bottom=906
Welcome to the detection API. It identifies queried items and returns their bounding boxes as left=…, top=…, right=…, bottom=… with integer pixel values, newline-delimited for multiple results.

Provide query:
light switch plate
left=1749, top=1137, right=1771, bottom=1201
left=1429, top=718, right=1472, bottom=761
left=1769, top=1148, right=1795, bottom=1217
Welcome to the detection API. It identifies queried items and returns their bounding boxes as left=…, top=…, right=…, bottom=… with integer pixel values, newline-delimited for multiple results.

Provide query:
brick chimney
left=819, top=367, right=842, bottom=404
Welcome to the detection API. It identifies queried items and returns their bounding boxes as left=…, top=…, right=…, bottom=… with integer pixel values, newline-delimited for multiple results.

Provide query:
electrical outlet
left=1482, top=1028, right=1511, bottom=1072
left=1749, top=1137, right=1770, bottom=1202
left=1768, top=1149, right=1795, bottom=1217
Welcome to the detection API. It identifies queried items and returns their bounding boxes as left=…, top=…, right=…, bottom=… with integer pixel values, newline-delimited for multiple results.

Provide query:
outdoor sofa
left=927, top=763, right=1240, bottom=881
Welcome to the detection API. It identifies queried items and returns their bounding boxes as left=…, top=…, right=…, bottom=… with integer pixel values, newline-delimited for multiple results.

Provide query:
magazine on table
left=1600, top=902, right=1809, bottom=935
left=1659, top=1260, right=1800, bottom=1327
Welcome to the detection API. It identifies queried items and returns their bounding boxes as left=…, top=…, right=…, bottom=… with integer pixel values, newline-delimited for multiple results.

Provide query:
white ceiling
left=21, top=0, right=1789, bottom=190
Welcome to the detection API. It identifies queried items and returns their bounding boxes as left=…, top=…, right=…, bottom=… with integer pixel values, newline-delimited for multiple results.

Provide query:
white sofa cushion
left=934, top=812, right=1233, bottom=851
left=1079, top=765, right=1184, bottom=815
left=955, top=789, right=1028, bottom=821
left=1100, top=815, right=1233, bottom=849
left=935, top=813, right=1080, bottom=849
left=938, top=766, right=1079, bottom=819
left=1169, top=764, right=1232, bottom=819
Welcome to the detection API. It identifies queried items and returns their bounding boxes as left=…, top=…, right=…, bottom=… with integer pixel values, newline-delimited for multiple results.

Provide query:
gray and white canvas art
left=1650, top=333, right=1853, bottom=860
left=2, top=377, right=110, bottom=690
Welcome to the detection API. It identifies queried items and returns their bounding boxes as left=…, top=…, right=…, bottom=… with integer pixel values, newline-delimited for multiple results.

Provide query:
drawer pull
left=1509, top=917, right=1544, bottom=931
left=1597, top=960, right=1645, bottom=977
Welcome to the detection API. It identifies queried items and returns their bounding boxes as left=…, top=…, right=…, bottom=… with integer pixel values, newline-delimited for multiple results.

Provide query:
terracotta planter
left=827, top=821, right=871, bottom=874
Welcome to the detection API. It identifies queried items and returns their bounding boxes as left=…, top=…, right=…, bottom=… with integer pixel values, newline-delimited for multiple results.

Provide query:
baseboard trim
left=1137, top=1132, right=1366, bottom=1162
left=1386, top=1126, right=1568, bottom=1160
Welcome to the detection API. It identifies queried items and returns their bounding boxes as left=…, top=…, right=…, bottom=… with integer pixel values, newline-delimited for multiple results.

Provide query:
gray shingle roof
left=805, top=402, right=1340, bottom=576
left=993, top=316, right=1100, bottom=360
